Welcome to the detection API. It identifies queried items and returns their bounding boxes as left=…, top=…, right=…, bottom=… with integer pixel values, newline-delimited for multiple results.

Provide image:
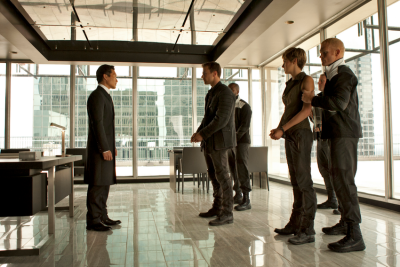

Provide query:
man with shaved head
left=302, top=38, right=364, bottom=253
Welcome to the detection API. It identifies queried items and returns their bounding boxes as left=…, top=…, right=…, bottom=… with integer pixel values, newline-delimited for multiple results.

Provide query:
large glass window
left=0, top=63, right=5, bottom=149
left=387, top=1, right=400, bottom=199
left=10, top=64, right=70, bottom=154
left=137, top=67, right=192, bottom=176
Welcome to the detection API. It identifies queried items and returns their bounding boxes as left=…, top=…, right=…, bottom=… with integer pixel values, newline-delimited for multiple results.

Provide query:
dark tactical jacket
left=312, top=65, right=362, bottom=139
left=235, top=96, right=252, bottom=144
left=197, top=82, right=236, bottom=153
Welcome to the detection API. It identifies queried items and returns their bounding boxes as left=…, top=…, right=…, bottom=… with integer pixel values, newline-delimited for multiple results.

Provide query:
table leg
left=69, top=162, right=74, bottom=217
left=48, top=166, right=55, bottom=234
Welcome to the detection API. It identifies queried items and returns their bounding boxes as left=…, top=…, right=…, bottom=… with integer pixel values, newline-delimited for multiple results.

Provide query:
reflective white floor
left=0, top=181, right=400, bottom=267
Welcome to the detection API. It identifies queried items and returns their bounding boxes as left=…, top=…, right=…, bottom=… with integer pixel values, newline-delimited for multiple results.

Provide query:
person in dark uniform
left=227, top=83, right=252, bottom=211
left=85, top=64, right=121, bottom=231
left=270, top=47, right=317, bottom=245
left=302, top=38, right=365, bottom=252
left=313, top=106, right=340, bottom=215
left=192, top=61, right=236, bottom=226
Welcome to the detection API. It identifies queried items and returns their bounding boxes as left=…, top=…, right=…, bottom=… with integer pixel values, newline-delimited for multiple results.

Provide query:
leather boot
left=288, top=216, right=315, bottom=245
left=317, top=198, right=338, bottom=209
left=322, top=219, right=347, bottom=235
left=234, top=192, right=251, bottom=211
left=274, top=212, right=301, bottom=235
left=328, top=223, right=366, bottom=253
left=233, top=192, right=243, bottom=204
left=199, top=208, right=220, bottom=218
left=209, top=214, right=234, bottom=226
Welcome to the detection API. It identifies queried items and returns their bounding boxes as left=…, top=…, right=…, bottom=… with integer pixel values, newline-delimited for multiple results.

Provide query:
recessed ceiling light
left=285, top=21, right=294, bottom=24
left=9, top=51, right=18, bottom=54
left=241, top=58, right=246, bottom=60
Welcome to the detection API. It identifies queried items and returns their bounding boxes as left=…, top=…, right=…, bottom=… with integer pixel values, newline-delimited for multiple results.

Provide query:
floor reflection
left=0, top=182, right=399, bottom=266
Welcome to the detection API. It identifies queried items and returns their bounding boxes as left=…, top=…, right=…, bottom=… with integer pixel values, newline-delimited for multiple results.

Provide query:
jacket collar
left=325, top=58, right=345, bottom=80
left=235, top=95, right=241, bottom=107
left=98, top=83, right=111, bottom=94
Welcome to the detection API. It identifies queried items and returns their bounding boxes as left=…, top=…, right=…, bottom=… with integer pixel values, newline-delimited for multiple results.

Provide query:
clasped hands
left=191, top=132, right=203, bottom=143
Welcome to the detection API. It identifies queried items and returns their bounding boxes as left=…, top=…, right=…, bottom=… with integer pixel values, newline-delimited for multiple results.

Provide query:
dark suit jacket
left=197, top=82, right=236, bottom=153
left=84, top=86, right=116, bottom=185
left=311, top=65, right=362, bottom=139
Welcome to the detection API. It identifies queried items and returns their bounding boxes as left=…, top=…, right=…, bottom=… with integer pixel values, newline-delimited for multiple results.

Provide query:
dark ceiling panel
left=211, top=0, right=273, bottom=61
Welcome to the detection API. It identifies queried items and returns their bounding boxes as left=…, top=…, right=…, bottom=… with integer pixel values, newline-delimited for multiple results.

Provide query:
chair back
left=248, top=147, right=268, bottom=172
left=66, top=148, right=86, bottom=166
left=181, top=147, right=207, bottom=174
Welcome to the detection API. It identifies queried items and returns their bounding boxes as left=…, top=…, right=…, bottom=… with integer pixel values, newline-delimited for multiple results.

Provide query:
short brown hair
left=282, top=47, right=307, bottom=69
left=96, top=64, right=115, bottom=83
left=202, top=61, right=221, bottom=78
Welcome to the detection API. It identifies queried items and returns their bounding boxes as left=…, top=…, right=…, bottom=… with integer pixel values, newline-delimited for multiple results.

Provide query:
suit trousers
left=204, top=149, right=233, bottom=216
left=285, top=128, right=317, bottom=233
left=329, top=138, right=361, bottom=223
left=228, top=143, right=251, bottom=193
left=86, top=184, right=110, bottom=226
left=317, top=139, right=336, bottom=200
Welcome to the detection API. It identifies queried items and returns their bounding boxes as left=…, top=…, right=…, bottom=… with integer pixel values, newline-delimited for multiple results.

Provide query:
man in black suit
left=227, top=83, right=252, bottom=211
left=192, top=61, right=236, bottom=226
left=85, top=64, right=121, bottom=231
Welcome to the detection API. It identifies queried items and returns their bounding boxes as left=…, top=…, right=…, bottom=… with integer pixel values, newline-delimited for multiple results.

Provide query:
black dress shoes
left=102, top=218, right=122, bottom=225
left=86, top=223, right=112, bottom=231
left=209, top=214, right=233, bottom=226
left=199, top=208, right=220, bottom=218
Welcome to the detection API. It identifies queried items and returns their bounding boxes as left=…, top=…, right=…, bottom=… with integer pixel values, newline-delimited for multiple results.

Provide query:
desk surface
left=0, top=155, right=82, bottom=169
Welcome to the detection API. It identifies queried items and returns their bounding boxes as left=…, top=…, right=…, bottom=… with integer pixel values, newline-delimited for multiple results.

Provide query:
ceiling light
left=9, top=51, right=17, bottom=54
left=285, top=21, right=294, bottom=24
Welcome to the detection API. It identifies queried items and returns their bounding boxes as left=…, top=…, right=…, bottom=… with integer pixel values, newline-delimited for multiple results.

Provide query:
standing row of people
left=193, top=37, right=365, bottom=253
left=83, top=37, right=365, bottom=254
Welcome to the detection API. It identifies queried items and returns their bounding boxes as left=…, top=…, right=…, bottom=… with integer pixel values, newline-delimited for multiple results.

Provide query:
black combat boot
left=288, top=216, right=315, bottom=245
left=233, top=191, right=243, bottom=204
left=199, top=207, right=220, bottom=218
left=322, top=219, right=347, bottom=235
left=317, top=198, right=338, bottom=209
left=234, top=192, right=251, bottom=211
left=209, top=214, right=234, bottom=226
left=274, top=212, right=301, bottom=235
left=328, top=223, right=366, bottom=253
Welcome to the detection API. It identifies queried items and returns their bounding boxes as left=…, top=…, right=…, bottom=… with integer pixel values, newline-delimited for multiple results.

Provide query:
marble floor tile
left=0, top=182, right=399, bottom=267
